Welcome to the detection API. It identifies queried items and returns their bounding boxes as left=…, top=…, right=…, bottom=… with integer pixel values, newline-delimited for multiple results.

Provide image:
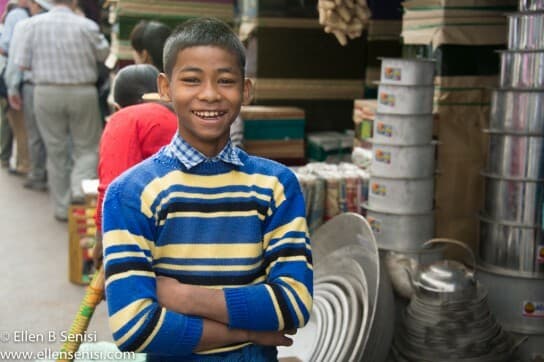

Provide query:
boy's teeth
left=195, top=111, right=221, bottom=117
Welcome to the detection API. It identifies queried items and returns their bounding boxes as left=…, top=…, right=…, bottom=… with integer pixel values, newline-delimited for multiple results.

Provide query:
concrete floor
left=0, top=168, right=112, bottom=355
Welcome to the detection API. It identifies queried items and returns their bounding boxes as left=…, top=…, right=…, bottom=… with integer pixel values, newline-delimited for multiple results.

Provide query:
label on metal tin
left=522, top=301, right=544, bottom=318
left=371, top=182, right=387, bottom=196
left=379, top=92, right=395, bottom=107
left=384, top=67, right=402, bottom=81
left=374, top=149, right=391, bottom=164
left=367, top=216, right=382, bottom=234
left=538, top=245, right=544, bottom=263
left=376, top=122, right=393, bottom=137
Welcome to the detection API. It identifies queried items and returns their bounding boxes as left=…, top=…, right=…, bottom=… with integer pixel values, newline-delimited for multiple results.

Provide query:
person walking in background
left=129, top=20, right=171, bottom=72
left=0, top=0, right=29, bottom=175
left=15, top=0, right=109, bottom=221
left=4, top=0, right=51, bottom=191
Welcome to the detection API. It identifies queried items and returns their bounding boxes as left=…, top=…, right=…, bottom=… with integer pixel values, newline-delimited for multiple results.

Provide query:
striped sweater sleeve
left=103, top=179, right=203, bottom=355
left=224, top=169, right=313, bottom=331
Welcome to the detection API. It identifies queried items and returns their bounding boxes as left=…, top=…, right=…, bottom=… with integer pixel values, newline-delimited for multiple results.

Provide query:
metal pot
left=372, top=113, right=434, bottom=145
left=499, top=50, right=544, bottom=88
left=519, top=0, right=544, bottom=11
left=371, top=142, right=435, bottom=178
left=482, top=172, right=544, bottom=225
left=368, top=175, right=434, bottom=213
left=485, top=132, right=544, bottom=179
left=476, top=262, right=544, bottom=334
left=508, top=331, right=544, bottom=361
left=376, top=83, right=434, bottom=115
left=490, top=89, right=544, bottom=133
left=379, top=57, right=435, bottom=86
left=479, top=215, right=544, bottom=274
left=364, top=203, right=434, bottom=251
left=508, top=12, right=544, bottom=50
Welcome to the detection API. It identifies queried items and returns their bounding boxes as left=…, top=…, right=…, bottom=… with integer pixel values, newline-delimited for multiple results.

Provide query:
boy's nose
left=198, top=82, right=221, bottom=102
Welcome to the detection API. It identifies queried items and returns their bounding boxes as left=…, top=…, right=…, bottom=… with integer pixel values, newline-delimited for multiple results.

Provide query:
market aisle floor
left=0, top=169, right=112, bottom=355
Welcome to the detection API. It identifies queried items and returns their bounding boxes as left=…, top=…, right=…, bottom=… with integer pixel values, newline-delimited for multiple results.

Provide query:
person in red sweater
left=94, top=64, right=178, bottom=265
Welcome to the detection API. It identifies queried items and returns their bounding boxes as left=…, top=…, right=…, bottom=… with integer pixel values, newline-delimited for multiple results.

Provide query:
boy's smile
left=159, top=45, right=251, bottom=157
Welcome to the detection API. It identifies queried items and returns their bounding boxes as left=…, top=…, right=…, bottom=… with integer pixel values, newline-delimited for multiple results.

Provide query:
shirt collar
left=167, top=134, right=244, bottom=169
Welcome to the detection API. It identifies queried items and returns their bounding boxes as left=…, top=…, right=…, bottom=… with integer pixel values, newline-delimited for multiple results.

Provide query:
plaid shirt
left=165, top=134, right=244, bottom=169
left=14, top=6, right=109, bottom=85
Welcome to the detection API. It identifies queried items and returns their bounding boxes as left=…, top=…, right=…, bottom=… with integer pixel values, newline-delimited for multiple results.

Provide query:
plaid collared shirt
left=165, top=134, right=244, bottom=169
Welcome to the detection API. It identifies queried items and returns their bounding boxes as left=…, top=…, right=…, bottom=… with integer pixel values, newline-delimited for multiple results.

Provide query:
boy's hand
left=248, top=330, right=295, bottom=347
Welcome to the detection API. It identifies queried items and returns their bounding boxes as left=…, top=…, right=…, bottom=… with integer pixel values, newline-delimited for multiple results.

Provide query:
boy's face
left=158, top=45, right=251, bottom=156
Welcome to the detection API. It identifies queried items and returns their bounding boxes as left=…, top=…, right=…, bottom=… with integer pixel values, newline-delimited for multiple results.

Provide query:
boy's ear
left=242, top=78, right=254, bottom=105
left=157, top=73, right=171, bottom=102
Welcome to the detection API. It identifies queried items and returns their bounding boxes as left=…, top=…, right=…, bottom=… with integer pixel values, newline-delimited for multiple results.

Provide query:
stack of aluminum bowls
left=476, top=2, right=544, bottom=360
left=364, top=58, right=436, bottom=255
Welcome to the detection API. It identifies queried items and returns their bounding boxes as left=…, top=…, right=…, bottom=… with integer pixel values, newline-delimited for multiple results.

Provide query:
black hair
left=113, top=64, right=160, bottom=108
left=129, top=20, right=171, bottom=72
left=162, top=17, right=246, bottom=79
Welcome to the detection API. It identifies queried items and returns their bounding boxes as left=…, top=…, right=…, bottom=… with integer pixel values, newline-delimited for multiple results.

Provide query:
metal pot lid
left=415, top=260, right=475, bottom=294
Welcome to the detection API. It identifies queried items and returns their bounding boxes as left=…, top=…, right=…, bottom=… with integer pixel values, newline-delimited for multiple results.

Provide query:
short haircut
left=129, top=20, right=171, bottom=72
left=113, top=64, right=160, bottom=108
left=163, top=17, right=246, bottom=79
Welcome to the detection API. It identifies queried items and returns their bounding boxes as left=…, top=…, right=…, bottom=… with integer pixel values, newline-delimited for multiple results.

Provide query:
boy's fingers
left=284, top=329, right=297, bottom=335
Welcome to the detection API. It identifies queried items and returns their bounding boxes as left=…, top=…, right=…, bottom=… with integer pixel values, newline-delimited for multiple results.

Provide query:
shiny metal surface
left=519, top=0, right=544, bottom=11
left=369, top=175, right=434, bottom=213
left=490, top=89, right=544, bottom=133
left=376, top=83, right=434, bottom=114
left=482, top=172, right=544, bottom=225
left=379, top=58, right=435, bottom=86
left=364, top=203, right=435, bottom=250
left=479, top=215, right=544, bottom=274
left=415, top=260, right=475, bottom=294
left=372, top=113, right=434, bottom=145
left=508, top=12, right=544, bottom=50
left=485, top=132, right=544, bottom=179
left=370, top=142, right=435, bottom=178
left=476, top=262, right=544, bottom=334
left=499, top=50, right=544, bottom=88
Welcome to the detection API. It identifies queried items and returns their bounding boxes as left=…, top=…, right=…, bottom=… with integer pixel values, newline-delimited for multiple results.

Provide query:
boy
left=102, top=17, right=313, bottom=361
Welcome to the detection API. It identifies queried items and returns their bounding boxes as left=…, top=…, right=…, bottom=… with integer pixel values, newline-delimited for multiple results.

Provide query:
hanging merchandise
left=317, top=0, right=371, bottom=45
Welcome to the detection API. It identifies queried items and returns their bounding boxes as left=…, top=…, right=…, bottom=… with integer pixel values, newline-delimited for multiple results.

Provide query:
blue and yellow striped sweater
left=102, top=146, right=313, bottom=358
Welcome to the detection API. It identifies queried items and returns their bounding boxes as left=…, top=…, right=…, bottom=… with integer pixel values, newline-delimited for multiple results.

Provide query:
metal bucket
left=482, top=172, right=544, bottom=225
left=508, top=331, right=544, bottom=361
left=364, top=203, right=434, bottom=251
left=479, top=215, right=544, bottom=274
left=499, top=50, right=544, bottom=88
left=520, top=0, right=544, bottom=11
left=372, top=113, right=434, bottom=145
left=476, top=262, right=544, bottom=334
left=379, top=58, right=435, bottom=86
left=508, top=12, right=544, bottom=50
left=376, top=83, right=434, bottom=115
left=370, top=142, right=435, bottom=178
left=369, top=175, right=434, bottom=213
left=485, top=132, right=544, bottom=179
left=490, top=89, right=544, bottom=133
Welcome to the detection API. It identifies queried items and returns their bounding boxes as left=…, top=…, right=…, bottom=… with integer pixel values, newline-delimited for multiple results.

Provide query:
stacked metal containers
left=476, top=2, right=544, bottom=360
left=364, top=58, right=436, bottom=254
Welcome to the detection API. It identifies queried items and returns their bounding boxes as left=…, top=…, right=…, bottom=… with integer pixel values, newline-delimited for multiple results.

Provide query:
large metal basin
left=372, top=113, right=434, bottom=145
left=371, top=142, right=435, bottom=178
left=368, top=175, right=434, bottom=213
left=485, top=132, right=544, bottom=179
left=490, top=89, right=544, bottom=133
left=479, top=215, right=544, bottom=274
left=499, top=50, right=544, bottom=88
left=508, top=12, right=544, bottom=50
left=519, top=0, right=544, bottom=11
left=376, top=83, right=434, bottom=115
left=482, top=172, right=544, bottom=226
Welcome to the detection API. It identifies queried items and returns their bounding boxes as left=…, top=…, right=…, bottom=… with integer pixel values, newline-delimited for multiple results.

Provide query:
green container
left=244, top=119, right=305, bottom=140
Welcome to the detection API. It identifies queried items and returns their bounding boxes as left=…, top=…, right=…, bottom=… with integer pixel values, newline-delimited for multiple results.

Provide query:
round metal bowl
left=372, top=113, right=434, bottom=145
left=476, top=262, right=544, bottom=334
left=485, top=132, right=544, bottom=179
left=376, top=83, right=434, bottom=115
left=499, top=50, right=544, bottom=88
left=508, top=12, right=544, bottom=50
left=370, top=142, right=436, bottom=178
left=368, top=175, right=434, bottom=213
left=482, top=172, right=544, bottom=226
left=490, top=89, right=544, bottom=133
left=379, top=58, right=435, bottom=86
left=364, top=203, right=435, bottom=251
left=519, top=0, right=544, bottom=11
left=479, top=215, right=544, bottom=274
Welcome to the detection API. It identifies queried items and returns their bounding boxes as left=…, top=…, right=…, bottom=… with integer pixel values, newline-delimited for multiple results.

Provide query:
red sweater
left=96, top=103, right=178, bottom=231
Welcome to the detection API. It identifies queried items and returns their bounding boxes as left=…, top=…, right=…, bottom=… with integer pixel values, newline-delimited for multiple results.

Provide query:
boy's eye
left=218, top=78, right=236, bottom=85
left=181, top=77, right=200, bottom=84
